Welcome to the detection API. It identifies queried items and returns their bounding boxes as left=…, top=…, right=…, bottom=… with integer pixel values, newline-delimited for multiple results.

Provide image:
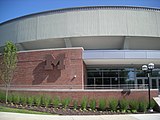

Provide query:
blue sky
left=0, top=0, right=160, bottom=23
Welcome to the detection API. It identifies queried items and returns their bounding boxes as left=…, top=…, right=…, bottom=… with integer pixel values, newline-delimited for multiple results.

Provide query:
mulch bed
left=0, top=102, right=158, bottom=115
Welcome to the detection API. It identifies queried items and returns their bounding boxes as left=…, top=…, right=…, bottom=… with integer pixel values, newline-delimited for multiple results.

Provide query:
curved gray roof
left=0, top=5, right=160, bottom=51
left=1, top=6, right=160, bottom=25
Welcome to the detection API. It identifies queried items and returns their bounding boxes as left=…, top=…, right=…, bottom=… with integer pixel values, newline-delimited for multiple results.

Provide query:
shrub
left=40, top=95, right=45, bottom=106
left=109, top=98, right=118, bottom=112
left=20, top=95, right=27, bottom=105
left=89, top=99, right=96, bottom=110
left=139, top=101, right=148, bottom=112
left=62, top=97, right=71, bottom=109
left=99, top=99, right=106, bottom=111
left=34, top=95, right=42, bottom=107
left=81, top=97, right=88, bottom=110
left=7, top=93, right=13, bottom=103
left=27, top=96, right=34, bottom=106
left=73, top=100, right=78, bottom=110
left=129, top=100, right=139, bottom=113
left=12, top=94, right=20, bottom=104
left=119, top=99, right=129, bottom=113
left=44, top=96, right=51, bottom=108
left=0, top=91, right=6, bottom=103
left=52, top=96, right=60, bottom=108
left=150, top=99, right=156, bottom=109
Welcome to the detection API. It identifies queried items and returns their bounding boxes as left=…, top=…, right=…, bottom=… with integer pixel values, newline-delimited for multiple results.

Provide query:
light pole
left=142, top=63, right=154, bottom=112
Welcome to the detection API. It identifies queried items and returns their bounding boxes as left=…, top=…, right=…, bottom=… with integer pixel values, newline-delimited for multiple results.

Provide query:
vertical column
left=123, top=36, right=130, bottom=50
left=134, top=68, right=138, bottom=89
left=64, top=38, right=72, bottom=48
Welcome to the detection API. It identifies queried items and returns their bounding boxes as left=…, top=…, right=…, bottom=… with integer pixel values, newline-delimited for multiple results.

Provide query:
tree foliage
left=0, top=41, right=17, bottom=103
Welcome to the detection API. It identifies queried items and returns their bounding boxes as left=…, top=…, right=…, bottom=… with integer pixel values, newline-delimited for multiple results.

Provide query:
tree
left=0, top=41, right=17, bottom=103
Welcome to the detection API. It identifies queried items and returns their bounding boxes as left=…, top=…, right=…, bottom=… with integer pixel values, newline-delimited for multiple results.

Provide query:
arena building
left=0, top=6, right=160, bottom=100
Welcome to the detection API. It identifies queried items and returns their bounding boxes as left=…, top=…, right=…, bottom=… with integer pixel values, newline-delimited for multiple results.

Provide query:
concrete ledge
left=0, top=87, right=158, bottom=92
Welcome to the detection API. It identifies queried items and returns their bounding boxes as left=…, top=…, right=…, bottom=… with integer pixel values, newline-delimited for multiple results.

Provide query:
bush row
left=0, top=91, right=156, bottom=113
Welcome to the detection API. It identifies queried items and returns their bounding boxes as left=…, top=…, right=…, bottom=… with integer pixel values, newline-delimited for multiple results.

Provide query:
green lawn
left=0, top=105, right=52, bottom=115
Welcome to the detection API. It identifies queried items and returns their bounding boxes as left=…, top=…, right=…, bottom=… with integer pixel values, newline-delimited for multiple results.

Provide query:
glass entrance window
left=145, top=79, right=148, bottom=84
left=144, top=79, right=148, bottom=89
left=87, top=67, right=135, bottom=89
left=137, top=79, right=144, bottom=89
left=119, top=78, right=126, bottom=89
left=151, top=79, right=157, bottom=89
left=86, top=67, right=160, bottom=90
left=95, top=78, right=102, bottom=89
left=103, top=78, right=110, bottom=89
left=87, top=78, right=94, bottom=89
left=111, top=77, right=118, bottom=89
left=137, top=79, right=142, bottom=84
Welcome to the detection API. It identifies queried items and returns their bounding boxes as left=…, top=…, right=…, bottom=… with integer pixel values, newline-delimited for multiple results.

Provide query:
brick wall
left=0, top=47, right=159, bottom=100
left=1, top=48, right=84, bottom=89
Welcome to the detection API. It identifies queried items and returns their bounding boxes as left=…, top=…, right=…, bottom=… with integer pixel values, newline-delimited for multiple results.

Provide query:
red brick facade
left=0, top=48, right=158, bottom=100
left=12, top=48, right=84, bottom=89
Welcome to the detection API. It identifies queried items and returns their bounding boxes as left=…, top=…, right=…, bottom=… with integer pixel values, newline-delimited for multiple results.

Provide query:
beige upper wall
left=0, top=8, right=160, bottom=46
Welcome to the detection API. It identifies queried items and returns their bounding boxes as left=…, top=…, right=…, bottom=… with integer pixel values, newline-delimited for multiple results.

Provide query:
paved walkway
left=0, top=112, right=160, bottom=120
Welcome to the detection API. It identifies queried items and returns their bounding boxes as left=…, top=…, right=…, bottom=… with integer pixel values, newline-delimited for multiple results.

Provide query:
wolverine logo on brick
left=44, top=54, right=65, bottom=70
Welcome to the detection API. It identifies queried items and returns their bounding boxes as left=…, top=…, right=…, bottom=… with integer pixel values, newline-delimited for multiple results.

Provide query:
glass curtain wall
left=86, top=67, right=160, bottom=90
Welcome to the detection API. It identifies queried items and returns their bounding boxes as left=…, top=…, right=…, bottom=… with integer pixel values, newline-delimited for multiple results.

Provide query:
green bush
left=119, top=99, right=129, bottom=113
left=109, top=98, right=118, bottom=112
left=129, top=100, right=139, bottom=113
left=20, top=95, right=27, bottom=105
left=150, top=99, right=156, bottom=109
left=0, top=91, right=6, bottom=103
left=139, top=101, right=148, bottom=112
left=62, top=97, right=71, bottom=109
left=40, top=95, right=45, bottom=106
left=73, top=100, right=78, bottom=110
left=34, top=95, right=42, bottom=107
left=12, top=94, right=20, bottom=104
left=81, top=97, right=88, bottom=110
left=44, top=96, right=51, bottom=108
left=89, top=99, right=96, bottom=110
left=99, top=99, right=106, bottom=111
left=7, top=93, right=13, bottom=103
left=27, top=96, right=34, bottom=106
left=52, top=96, right=60, bottom=108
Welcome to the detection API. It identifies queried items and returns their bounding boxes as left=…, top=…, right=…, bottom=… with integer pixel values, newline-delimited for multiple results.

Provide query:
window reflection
left=86, top=67, right=160, bottom=89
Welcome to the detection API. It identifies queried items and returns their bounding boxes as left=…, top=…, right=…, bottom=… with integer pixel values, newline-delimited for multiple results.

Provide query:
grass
left=0, top=105, right=51, bottom=115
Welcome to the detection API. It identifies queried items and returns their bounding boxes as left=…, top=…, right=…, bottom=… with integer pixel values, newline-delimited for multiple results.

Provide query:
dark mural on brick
left=32, top=53, right=65, bottom=85
left=45, top=54, right=65, bottom=70
left=32, top=61, right=61, bottom=85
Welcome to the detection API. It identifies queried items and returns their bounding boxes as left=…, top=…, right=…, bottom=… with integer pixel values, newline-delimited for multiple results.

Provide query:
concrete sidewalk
left=0, top=112, right=160, bottom=120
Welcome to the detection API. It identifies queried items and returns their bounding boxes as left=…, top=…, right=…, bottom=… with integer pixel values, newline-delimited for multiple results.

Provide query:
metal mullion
left=102, top=69, right=104, bottom=88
